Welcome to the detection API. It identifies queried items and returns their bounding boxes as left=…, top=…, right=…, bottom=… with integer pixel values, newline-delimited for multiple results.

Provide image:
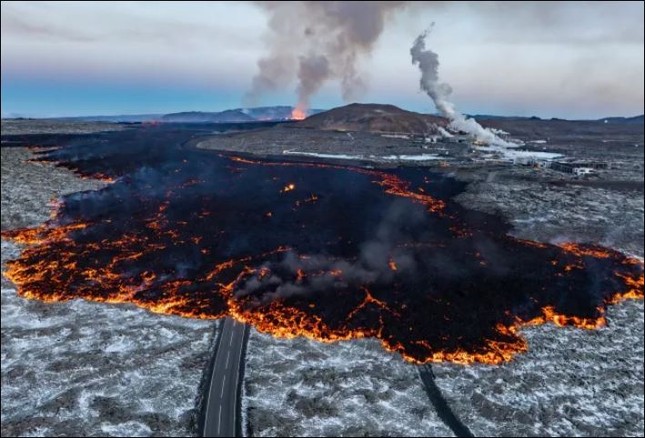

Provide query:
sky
left=1, top=1, right=643, bottom=119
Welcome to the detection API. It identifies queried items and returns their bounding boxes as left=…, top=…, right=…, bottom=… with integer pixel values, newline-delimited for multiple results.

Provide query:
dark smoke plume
left=246, top=1, right=407, bottom=115
left=235, top=200, right=424, bottom=304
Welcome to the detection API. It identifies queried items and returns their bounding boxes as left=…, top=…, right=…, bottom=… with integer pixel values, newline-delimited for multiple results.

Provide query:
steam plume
left=246, top=1, right=407, bottom=117
left=411, top=26, right=515, bottom=146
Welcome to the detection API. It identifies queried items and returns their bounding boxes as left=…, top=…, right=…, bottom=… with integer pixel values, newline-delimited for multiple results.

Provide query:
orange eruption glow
left=2, top=141, right=643, bottom=366
left=521, top=305, right=607, bottom=330
left=558, top=242, right=615, bottom=259
left=290, top=105, right=307, bottom=120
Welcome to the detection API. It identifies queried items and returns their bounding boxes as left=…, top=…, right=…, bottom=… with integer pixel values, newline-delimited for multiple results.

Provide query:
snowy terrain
left=477, top=145, right=562, bottom=162
left=456, top=177, right=644, bottom=258
left=244, top=333, right=453, bottom=436
left=282, top=149, right=443, bottom=162
left=1, top=148, right=216, bottom=437
left=283, top=150, right=363, bottom=160
left=243, top=298, right=643, bottom=437
left=381, top=154, right=442, bottom=161
left=443, top=165, right=644, bottom=435
left=433, top=300, right=644, bottom=436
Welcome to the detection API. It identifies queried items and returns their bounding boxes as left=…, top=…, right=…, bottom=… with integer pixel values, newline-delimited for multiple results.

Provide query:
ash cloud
left=245, top=1, right=407, bottom=112
left=410, top=25, right=515, bottom=146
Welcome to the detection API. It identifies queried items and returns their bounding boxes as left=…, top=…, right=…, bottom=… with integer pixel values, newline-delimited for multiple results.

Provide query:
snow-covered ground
left=1, top=148, right=216, bottom=437
left=381, top=154, right=442, bottom=161
left=457, top=178, right=644, bottom=258
left=282, top=150, right=443, bottom=162
left=477, top=145, right=562, bottom=162
left=244, top=333, right=453, bottom=436
left=243, top=297, right=643, bottom=436
left=446, top=166, right=644, bottom=435
left=434, top=300, right=644, bottom=436
left=283, top=150, right=363, bottom=160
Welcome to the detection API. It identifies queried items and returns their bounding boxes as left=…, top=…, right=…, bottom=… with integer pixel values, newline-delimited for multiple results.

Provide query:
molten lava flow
left=373, top=173, right=445, bottom=213
left=558, top=242, right=615, bottom=259
left=2, top=222, right=88, bottom=245
left=610, top=271, right=645, bottom=304
left=522, top=305, right=607, bottom=330
left=228, top=155, right=445, bottom=213
left=290, top=105, right=307, bottom=120
left=2, top=134, right=644, bottom=366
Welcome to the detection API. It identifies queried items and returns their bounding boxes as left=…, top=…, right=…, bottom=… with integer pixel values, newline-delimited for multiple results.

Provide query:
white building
left=573, top=167, right=595, bottom=176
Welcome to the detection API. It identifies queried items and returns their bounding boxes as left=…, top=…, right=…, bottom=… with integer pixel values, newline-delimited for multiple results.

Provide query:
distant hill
left=45, top=114, right=162, bottom=123
left=597, top=115, right=644, bottom=125
left=475, top=114, right=645, bottom=124
left=9, top=107, right=640, bottom=125
left=161, top=106, right=325, bottom=123
left=1, top=106, right=326, bottom=123
left=242, top=106, right=325, bottom=121
left=470, top=114, right=543, bottom=121
left=161, top=109, right=255, bottom=123
left=296, top=103, right=447, bottom=133
left=296, top=103, right=447, bottom=134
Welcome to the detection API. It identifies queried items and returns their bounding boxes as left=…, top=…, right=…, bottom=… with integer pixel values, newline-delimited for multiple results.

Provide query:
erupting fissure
left=290, top=106, right=307, bottom=121
left=2, top=129, right=643, bottom=365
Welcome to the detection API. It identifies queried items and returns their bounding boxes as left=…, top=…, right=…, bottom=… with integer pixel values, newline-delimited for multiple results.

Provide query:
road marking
left=231, top=325, right=245, bottom=436
left=217, top=405, right=222, bottom=435
left=204, top=321, right=222, bottom=437
left=204, top=320, right=246, bottom=437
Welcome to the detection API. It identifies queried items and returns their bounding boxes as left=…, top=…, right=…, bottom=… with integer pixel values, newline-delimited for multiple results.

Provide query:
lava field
left=3, top=125, right=642, bottom=364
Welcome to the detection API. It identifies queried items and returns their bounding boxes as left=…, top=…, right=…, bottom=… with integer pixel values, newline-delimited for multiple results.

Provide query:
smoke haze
left=235, top=200, right=425, bottom=305
left=246, top=1, right=407, bottom=114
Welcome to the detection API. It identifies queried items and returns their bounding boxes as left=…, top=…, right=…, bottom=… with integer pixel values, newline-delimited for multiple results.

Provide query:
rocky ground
left=1, top=147, right=217, bottom=437
left=454, top=167, right=644, bottom=258
left=434, top=300, right=644, bottom=437
left=244, top=298, right=643, bottom=436
left=195, top=124, right=451, bottom=161
left=1, top=119, right=126, bottom=135
left=244, top=334, right=453, bottom=437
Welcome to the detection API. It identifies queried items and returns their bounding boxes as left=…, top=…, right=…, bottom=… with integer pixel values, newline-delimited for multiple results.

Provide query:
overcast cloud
left=1, top=1, right=642, bottom=118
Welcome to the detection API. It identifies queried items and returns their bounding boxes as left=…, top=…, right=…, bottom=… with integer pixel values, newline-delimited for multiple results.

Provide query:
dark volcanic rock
left=296, top=103, right=448, bottom=134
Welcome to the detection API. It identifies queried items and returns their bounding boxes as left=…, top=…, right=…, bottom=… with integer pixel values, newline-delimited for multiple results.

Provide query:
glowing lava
left=2, top=126, right=643, bottom=365
left=290, top=105, right=307, bottom=120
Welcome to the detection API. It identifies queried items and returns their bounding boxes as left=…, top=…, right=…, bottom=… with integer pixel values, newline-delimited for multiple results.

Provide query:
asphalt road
left=418, top=365, right=474, bottom=437
left=203, top=318, right=249, bottom=437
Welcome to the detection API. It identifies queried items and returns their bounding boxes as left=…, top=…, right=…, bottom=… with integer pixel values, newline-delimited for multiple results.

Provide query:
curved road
left=202, top=318, right=249, bottom=437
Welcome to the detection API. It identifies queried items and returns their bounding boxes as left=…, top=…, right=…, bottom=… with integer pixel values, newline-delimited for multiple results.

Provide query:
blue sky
left=1, top=1, right=643, bottom=119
